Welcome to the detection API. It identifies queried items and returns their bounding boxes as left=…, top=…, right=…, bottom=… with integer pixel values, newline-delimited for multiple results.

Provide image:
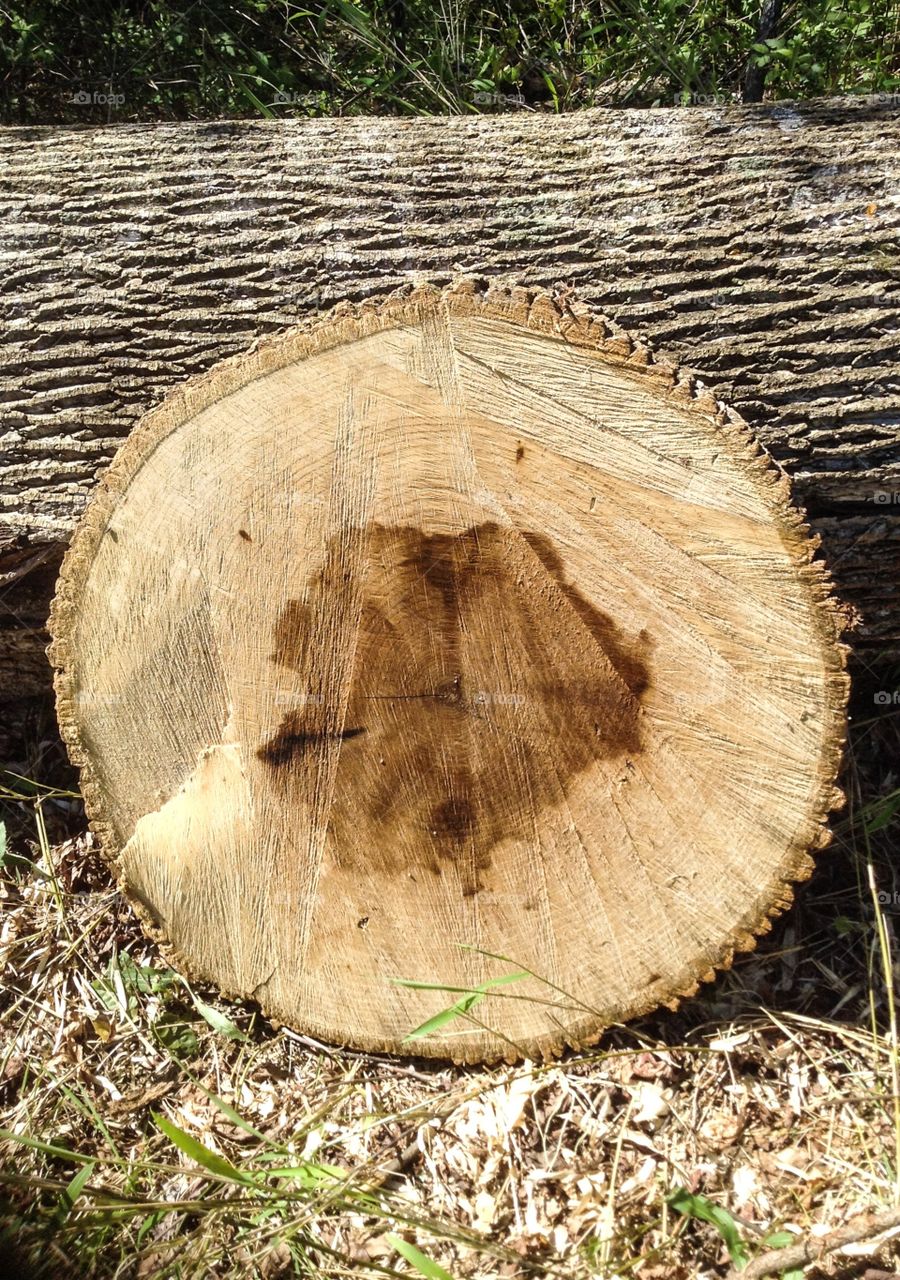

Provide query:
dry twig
left=731, top=1205, right=900, bottom=1280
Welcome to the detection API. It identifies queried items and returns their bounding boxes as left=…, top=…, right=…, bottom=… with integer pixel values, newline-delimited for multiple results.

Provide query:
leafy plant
left=1, top=0, right=896, bottom=123
left=668, top=1188, right=801, bottom=1276
left=90, top=950, right=248, bottom=1056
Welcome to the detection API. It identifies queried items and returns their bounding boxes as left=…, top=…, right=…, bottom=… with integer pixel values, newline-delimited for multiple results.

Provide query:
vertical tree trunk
left=743, top=0, right=786, bottom=102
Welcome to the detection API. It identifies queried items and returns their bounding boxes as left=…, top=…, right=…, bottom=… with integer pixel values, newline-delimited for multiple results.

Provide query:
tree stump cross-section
left=48, top=280, right=849, bottom=1063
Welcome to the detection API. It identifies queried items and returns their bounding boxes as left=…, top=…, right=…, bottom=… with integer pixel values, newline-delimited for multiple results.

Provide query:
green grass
left=1, top=0, right=897, bottom=125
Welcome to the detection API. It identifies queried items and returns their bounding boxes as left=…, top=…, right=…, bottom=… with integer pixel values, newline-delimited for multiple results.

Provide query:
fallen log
left=47, top=282, right=848, bottom=1060
left=1, top=99, right=899, bottom=726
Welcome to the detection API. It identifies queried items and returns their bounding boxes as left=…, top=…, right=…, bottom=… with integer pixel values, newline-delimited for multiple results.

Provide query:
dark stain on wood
left=257, top=719, right=365, bottom=766
left=269, top=598, right=310, bottom=668
left=258, top=522, right=652, bottom=892
left=238, top=528, right=252, bottom=542
left=516, top=443, right=526, bottom=462
left=521, top=531, right=650, bottom=698
left=431, top=794, right=475, bottom=842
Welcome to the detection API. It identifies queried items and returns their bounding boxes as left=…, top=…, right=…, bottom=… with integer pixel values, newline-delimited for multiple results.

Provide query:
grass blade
left=401, top=971, right=529, bottom=1042
left=386, top=1234, right=455, bottom=1279
left=57, top=1160, right=95, bottom=1219
left=197, top=1086, right=269, bottom=1142
left=152, top=1112, right=255, bottom=1186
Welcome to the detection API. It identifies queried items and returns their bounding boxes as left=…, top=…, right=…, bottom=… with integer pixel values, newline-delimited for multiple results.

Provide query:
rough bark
left=2, top=97, right=899, bottom=719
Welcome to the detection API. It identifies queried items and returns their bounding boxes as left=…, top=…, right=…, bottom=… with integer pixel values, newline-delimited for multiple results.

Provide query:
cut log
left=48, top=281, right=849, bottom=1062
left=1, top=98, right=900, bottom=726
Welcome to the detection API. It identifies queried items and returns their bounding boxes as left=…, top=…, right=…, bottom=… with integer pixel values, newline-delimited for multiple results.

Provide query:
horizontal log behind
left=1, top=97, right=899, bottom=704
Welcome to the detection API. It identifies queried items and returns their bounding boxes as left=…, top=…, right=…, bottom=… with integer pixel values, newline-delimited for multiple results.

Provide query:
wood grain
left=48, top=281, right=849, bottom=1062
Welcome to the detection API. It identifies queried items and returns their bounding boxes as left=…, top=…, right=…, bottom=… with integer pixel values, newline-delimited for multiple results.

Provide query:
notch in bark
left=47, top=280, right=848, bottom=1063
